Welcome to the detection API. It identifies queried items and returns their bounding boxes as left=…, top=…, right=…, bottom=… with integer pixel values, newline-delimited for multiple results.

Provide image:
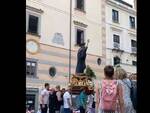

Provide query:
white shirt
left=87, top=94, right=94, bottom=108
left=56, top=91, right=62, bottom=101
left=63, top=91, right=72, bottom=108
left=40, top=89, right=49, bottom=104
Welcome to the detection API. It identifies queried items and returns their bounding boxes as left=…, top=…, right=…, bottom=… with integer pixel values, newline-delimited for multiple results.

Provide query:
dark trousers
left=49, top=108, right=55, bottom=113
left=40, top=104, right=48, bottom=113
left=79, top=106, right=85, bottom=113
left=64, top=108, right=71, bottom=113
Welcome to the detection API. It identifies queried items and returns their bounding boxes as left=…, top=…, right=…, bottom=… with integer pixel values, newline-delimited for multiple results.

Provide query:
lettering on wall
left=52, top=33, right=64, bottom=46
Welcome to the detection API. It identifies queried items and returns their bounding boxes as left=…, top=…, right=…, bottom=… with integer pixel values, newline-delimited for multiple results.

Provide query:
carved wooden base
left=70, top=74, right=94, bottom=94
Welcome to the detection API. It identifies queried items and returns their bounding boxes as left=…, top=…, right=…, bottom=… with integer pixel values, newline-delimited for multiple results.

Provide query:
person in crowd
left=129, top=73, right=137, bottom=112
left=49, top=88, right=57, bottom=113
left=63, top=86, right=72, bottom=113
left=79, top=87, right=87, bottom=113
left=40, top=83, right=50, bottom=113
left=26, top=109, right=31, bottom=113
left=86, top=91, right=95, bottom=113
left=91, top=91, right=96, bottom=113
left=97, top=65, right=124, bottom=113
left=56, top=85, right=62, bottom=113
left=129, top=74, right=137, bottom=81
left=26, top=106, right=31, bottom=113
left=37, top=107, right=41, bottom=113
left=115, top=67, right=136, bottom=113
left=60, top=88, right=66, bottom=113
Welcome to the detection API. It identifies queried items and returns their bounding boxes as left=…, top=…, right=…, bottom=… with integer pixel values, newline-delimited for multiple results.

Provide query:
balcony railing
left=113, top=42, right=120, bottom=49
left=131, top=47, right=137, bottom=53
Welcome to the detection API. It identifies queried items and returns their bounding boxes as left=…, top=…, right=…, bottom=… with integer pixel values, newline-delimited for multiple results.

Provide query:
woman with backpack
left=97, top=65, right=124, bottom=113
left=115, top=67, right=136, bottom=113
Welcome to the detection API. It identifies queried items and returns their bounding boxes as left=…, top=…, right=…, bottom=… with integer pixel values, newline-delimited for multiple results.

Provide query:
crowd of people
left=26, top=65, right=137, bottom=113
left=35, top=84, right=95, bottom=113
left=96, top=65, right=137, bottom=113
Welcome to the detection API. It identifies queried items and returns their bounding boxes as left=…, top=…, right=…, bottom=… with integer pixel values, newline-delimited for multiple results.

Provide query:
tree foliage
left=85, top=65, right=96, bottom=78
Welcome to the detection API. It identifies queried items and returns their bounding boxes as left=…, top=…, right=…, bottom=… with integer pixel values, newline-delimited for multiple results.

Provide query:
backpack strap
left=116, top=80, right=119, bottom=97
left=116, top=80, right=119, bottom=86
left=99, top=80, right=102, bottom=97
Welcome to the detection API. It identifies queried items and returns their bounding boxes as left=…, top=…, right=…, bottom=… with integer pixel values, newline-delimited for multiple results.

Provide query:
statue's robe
left=76, top=46, right=88, bottom=74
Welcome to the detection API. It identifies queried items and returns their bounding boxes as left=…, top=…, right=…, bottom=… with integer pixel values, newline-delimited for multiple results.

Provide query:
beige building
left=26, top=0, right=106, bottom=111
left=105, top=0, right=137, bottom=75
left=134, top=0, right=136, bottom=10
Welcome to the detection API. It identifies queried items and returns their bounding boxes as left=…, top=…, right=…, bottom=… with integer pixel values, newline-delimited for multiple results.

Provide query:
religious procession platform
left=70, top=74, right=94, bottom=94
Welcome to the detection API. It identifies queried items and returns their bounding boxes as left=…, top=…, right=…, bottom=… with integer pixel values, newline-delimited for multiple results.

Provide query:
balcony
left=131, top=47, right=137, bottom=55
left=114, top=42, right=120, bottom=49
left=112, top=42, right=124, bottom=53
left=114, top=0, right=133, bottom=8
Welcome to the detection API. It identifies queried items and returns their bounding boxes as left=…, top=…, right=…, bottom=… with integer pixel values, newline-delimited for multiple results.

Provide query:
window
left=129, top=16, right=135, bottom=29
left=49, top=67, right=56, bottom=77
left=113, top=56, right=121, bottom=66
left=26, top=11, right=40, bottom=35
left=112, top=9, right=119, bottom=23
left=76, top=29, right=85, bottom=45
left=131, top=40, right=137, bottom=53
left=131, top=40, right=136, bottom=47
left=97, top=58, right=101, bottom=66
left=26, top=60, right=37, bottom=78
left=28, top=15, right=39, bottom=34
left=113, top=34, right=120, bottom=43
left=132, top=61, right=137, bottom=66
left=76, top=0, right=85, bottom=11
left=113, top=34, right=120, bottom=49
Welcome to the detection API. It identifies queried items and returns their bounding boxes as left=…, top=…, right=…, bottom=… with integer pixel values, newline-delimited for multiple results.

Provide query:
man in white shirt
left=63, top=86, right=72, bottom=113
left=40, top=83, right=50, bottom=113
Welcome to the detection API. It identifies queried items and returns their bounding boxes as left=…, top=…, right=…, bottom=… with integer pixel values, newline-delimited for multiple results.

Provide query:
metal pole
left=69, top=0, right=72, bottom=83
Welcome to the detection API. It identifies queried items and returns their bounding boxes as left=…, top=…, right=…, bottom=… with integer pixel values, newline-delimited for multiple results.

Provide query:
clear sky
left=124, top=0, right=134, bottom=5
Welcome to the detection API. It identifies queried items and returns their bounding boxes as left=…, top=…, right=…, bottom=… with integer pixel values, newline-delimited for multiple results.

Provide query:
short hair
left=56, top=85, right=60, bottom=90
left=129, top=73, right=137, bottom=80
left=45, top=83, right=49, bottom=88
left=62, top=88, right=65, bottom=91
left=104, top=65, right=114, bottom=78
left=115, top=67, right=127, bottom=80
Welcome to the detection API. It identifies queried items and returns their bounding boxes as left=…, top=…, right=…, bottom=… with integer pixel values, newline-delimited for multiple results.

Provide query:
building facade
left=105, top=0, right=137, bottom=74
left=26, top=0, right=105, bottom=112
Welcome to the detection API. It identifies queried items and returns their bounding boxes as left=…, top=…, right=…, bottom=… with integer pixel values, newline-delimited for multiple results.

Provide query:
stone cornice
left=110, top=26, right=123, bottom=32
left=26, top=5, right=44, bottom=14
left=128, top=32, right=136, bottom=37
left=106, top=0, right=136, bottom=15
left=73, top=20, right=88, bottom=28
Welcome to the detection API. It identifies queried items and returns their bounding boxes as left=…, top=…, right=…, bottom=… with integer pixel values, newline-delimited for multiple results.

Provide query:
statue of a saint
left=76, top=40, right=89, bottom=75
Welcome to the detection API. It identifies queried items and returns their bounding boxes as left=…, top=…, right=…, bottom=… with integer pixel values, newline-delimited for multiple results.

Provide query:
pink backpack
left=100, top=80, right=118, bottom=111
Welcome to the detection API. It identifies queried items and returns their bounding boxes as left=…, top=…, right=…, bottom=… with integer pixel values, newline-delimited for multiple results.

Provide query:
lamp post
left=69, top=0, right=72, bottom=83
